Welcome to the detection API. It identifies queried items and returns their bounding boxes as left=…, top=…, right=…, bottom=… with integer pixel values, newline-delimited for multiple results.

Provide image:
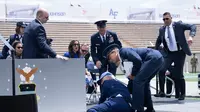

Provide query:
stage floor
left=87, top=97, right=200, bottom=112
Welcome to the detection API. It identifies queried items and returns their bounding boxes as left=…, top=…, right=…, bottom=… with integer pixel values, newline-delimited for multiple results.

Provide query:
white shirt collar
left=168, top=22, right=173, bottom=28
left=99, top=33, right=106, bottom=38
left=118, top=51, right=122, bottom=63
left=118, top=51, right=123, bottom=69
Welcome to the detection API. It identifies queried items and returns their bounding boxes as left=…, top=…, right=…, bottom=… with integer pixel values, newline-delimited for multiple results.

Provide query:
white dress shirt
left=165, top=23, right=178, bottom=51
left=100, top=33, right=106, bottom=42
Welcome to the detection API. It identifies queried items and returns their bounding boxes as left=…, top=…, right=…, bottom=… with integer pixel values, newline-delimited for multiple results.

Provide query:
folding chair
left=85, top=74, right=99, bottom=105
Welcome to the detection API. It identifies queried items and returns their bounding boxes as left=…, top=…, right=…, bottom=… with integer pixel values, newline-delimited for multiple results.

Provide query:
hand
left=56, top=55, right=69, bottom=60
left=165, top=70, right=170, bottom=76
left=128, top=75, right=135, bottom=80
left=85, top=69, right=91, bottom=76
left=96, top=61, right=102, bottom=69
left=187, top=36, right=193, bottom=46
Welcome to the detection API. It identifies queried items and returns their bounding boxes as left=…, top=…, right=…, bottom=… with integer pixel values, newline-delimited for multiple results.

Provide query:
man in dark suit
left=90, top=20, right=122, bottom=76
left=102, top=44, right=164, bottom=112
left=22, top=8, right=67, bottom=60
left=87, top=72, right=132, bottom=112
left=155, top=12, right=197, bottom=100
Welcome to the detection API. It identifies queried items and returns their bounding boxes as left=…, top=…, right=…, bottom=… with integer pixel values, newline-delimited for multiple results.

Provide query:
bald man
left=22, top=8, right=67, bottom=60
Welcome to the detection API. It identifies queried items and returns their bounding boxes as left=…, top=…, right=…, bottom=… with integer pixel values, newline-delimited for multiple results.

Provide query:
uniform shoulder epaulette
left=108, top=30, right=116, bottom=34
left=91, top=32, right=99, bottom=38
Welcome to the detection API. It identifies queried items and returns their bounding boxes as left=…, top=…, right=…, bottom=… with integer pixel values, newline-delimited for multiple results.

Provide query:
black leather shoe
left=175, top=95, right=179, bottom=99
left=154, top=93, right=165, bottom=97
left=166, top=95, right=171, bottom=98
left=178, top=95, right=185, bottom=100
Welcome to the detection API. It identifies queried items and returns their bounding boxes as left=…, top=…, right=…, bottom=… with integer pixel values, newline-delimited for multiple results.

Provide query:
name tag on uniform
left=95, top=44, right=100, bottom=46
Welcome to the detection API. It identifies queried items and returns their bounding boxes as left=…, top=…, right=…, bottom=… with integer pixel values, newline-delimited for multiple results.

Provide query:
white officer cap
left=97, top=72, right=115, bottom=85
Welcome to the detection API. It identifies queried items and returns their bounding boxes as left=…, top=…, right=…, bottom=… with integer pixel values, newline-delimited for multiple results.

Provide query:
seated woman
left=63, top=40, right=82, bottom=58
left=7, top=41, right=23, bottom=59
left=2, top=21, right=26, bottom=59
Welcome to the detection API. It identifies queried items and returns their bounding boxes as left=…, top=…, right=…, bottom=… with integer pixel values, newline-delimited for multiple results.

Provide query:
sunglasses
left=73, top=44, right=79, bottom=46
left=163, top=18, right=170, bottom=21
left=17, top=47, right=23, bottom=49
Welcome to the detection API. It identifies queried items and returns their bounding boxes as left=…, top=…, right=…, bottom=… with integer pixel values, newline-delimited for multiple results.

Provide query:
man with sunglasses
left=2, top=21, right=27, bottom=59
left=90, top=20, right=122, bottom=77
left=80, top=44, right=90, bottom=66
left=22, top=8, right=67, bottom=60
left=155, top=12, right=197, bottom=100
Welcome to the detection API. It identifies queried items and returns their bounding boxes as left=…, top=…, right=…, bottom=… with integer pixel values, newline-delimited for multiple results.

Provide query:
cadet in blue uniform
left=90, top=20, right=122, bottom=76
left=2, top=21, right=27, bottom=59
left=87, top=72, right=132, bottom=112
left=102, top=44, right=164, bottom=112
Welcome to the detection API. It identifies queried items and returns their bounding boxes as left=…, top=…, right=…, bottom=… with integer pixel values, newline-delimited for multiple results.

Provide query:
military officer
left=87, top=72, right=132, bottom=112
left=2, top=21, right=27, bottom=59
left=90, top=20, right=122, bottom=76
left=191, top=53, right=198, bottom=73
left=102, top=44, right=164, bottom=112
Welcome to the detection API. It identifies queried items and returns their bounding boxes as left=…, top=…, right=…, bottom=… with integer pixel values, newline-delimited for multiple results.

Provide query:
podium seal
left=16, top=66, right=39, bottom=100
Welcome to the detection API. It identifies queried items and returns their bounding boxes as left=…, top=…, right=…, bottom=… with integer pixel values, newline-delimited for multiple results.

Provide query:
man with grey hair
left=80, top=43, right=90, bottom=65
left=22, top=8, right=67, bottom=60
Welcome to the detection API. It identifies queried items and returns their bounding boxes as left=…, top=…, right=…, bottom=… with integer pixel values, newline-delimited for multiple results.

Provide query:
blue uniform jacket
left=99, top=79, right=131, bottom=104
left=90, top=30, right=122, bottom=64
left=119, top=48, right=162, bottom=76
left=2, top=34, right=22, bottom=59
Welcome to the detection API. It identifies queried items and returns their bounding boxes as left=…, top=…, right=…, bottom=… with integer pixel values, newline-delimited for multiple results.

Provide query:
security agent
left=102, top=44, right=164, bottom=112
left=155, top=12, right=197, bottom=100
left=87, top=72, right=132, bottom=112
left=90, top=20, right=122, bottom=76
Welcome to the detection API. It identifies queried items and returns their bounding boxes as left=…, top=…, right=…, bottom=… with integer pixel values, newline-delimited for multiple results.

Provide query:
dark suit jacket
left=119, top=48, right=162, bottom=76
left=155, top=21, right=196, bottom=56
left=22, top=19, right=56, bottom=59
left=2, top=34, right=22, bottom=59
left=91, top=30, right=122, bottom=64
left=99, top=79, right=131, bottom=104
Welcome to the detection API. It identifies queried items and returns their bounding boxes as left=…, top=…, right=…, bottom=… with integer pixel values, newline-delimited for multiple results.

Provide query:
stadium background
left=0, top=0, right=200, bottom=73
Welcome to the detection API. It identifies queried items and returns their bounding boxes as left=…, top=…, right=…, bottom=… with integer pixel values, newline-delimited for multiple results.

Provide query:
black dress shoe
left=175, top=95, right=179, bottom=99
left=166, top=95, right=171, bottom=98
left=154, top=93, right=165, bottom=97
left=178, top=95, right=185, bottom=100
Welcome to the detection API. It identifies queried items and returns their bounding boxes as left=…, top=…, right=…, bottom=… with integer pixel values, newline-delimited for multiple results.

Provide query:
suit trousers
left=159, top=50, right=186, bottom=96
left=131, top=57, right=164, bottom=111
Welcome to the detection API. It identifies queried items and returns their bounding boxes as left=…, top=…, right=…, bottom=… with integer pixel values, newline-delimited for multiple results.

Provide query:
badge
left=16, top=64, right=41, bottom=101
left=109, top=35, right=114, bottom=43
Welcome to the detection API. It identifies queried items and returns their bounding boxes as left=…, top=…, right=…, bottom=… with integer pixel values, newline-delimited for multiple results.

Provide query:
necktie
left=103, top=36, right=106, bottom=43
left=167, top=26, right=176, bottom=51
